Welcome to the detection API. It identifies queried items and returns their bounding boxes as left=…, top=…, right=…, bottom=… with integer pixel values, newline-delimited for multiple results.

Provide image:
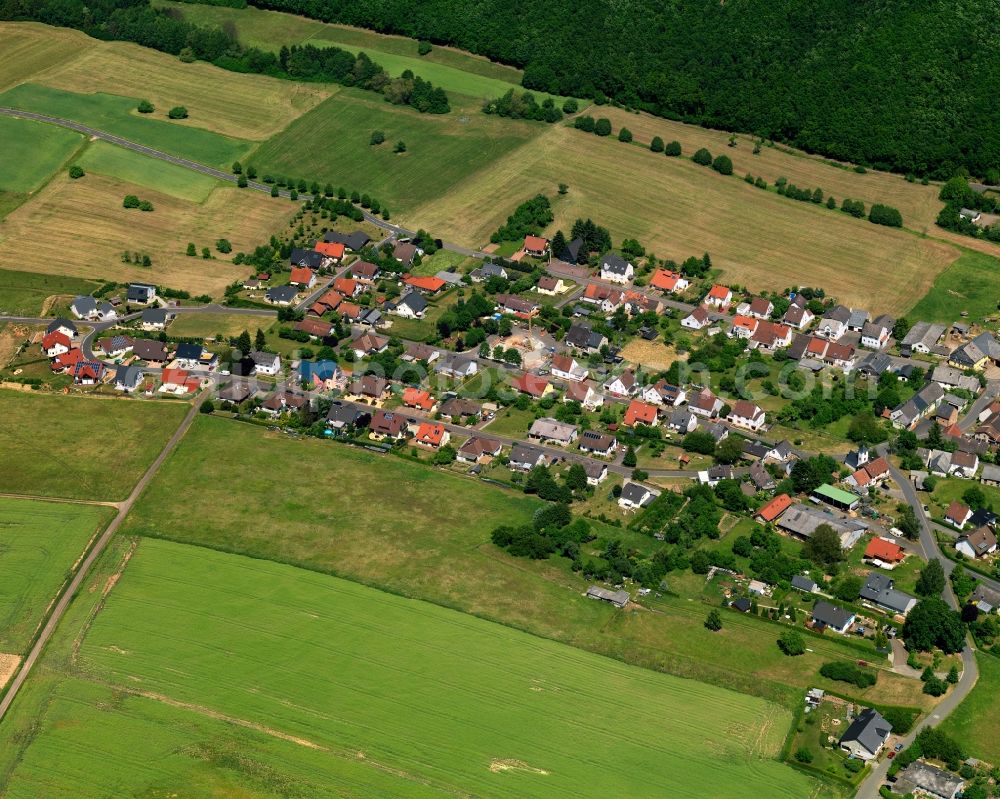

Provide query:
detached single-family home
left=131, top=339, right=168, bottom=365
left=550, top=353, right=588, bottom=382
left=528, top=417, right=578, bottom=446
left=289, top=248, right=324, bottom=269
left=704, top=285, right=732, bottom=308
left=470, top=262, right=508, bottom=282
left=350, top=260, right=380, bottom=281
left=70, top=296, right=117, bottom=321
left=860, top=315, right=894, bottom=350
left=864, top=537, right=905, bottom=567
left=811, top=601, right=856, bottom=635
left=956, top=526, right=998, bottom=559
left=642, top=380, right=686, bottom=407
left=495, top=294, right=540, bottom=319
left=326, top=401, right=371, bottom=431
left=599, top=253, right=634, bottom=284
left=72, top=361, right=107, bottom=385
left=314, top=241, right=346, bottom=265
left=140, top=308, right=174, bottom=331
left=681, top=307, right=710, bottom=330
left=369, top=409, right=409, bottom=441
left=727, top=400, right=766, bottom=432
left=457, top=436, right=503, bottom=463
left=535, top=275, right=566, bottom=296
left=324, top=229, right=371, bottom=252
left=126, top=283, right=157, bottom=304
left=393, top=242, right=419, bottom=266
left=510, top=373, right=552, bottom=398
left=414, top=421, right=449, bottom=449
left=350, top=333, right=389, bottom=358
left=564, top=322, right=607, bottom=353
left=582, top=283, right=624, bottom=313
left=891, top=382, right=944, bottom=429
left=668, top=407, right=698, bottom=434
left=261, top=391, right=307, bottom=417
left=508, top=442, right=552, bottom=471
left=578, top=430, right=617, bottom=457
left=649, top=269, right=689, bottom=294
left=689, top=388, right=724, bottom=419
left=945, top=501, right=973, bottom=529
left=604, top=369, right=638, bottom=398
left=839, top=708, right=892, bottom=761
left=893, top=762, right=965, bottom=799
left=523, top=235, right=549, bottom=257
left=435, top=355, right=478, bottom=379
left=860, top=572, right=917, bottom=616
left=289, top=267, right=317, bottom=289
left=623, top=399, right=659, bottom=428
left=736, top=297, right=773, bottom=320
left=160, top=367, right=199, bottom=394
left=348, top=375, right=390, bottom=401
left=730, top=314, right=759, bottom=339
left=402, top=387, right=436, bottom=412
left=751, top=321, right=793, bottom=351
left=42, top=330, right=72, bottom=358
left=96, top=335, right=134, bottom=359
left=816, top=305, right=851, bottom=340
left=564, top=380, right=604, bottom=410
left=114, top=365, right=145, bottom=393
left=791, top=575, right=819, bottom=594
left=265, top=285, right=299, bottom=306
left=251, top=351, right=281, bottom=376
left=783, top=303, right=814, bottom=330
left=295, top=318, right=334, bottom=340
left=387, top=291, right=428, bottom=319
left=46, top=318, right=77, bottom=340
left=618, top=482, right=654, bottom=510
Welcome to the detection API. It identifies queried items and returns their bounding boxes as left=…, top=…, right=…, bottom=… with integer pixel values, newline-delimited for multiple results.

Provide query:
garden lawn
left=0, top=269, right=102, bottom=316
left=0, top=115, right=83, bottom=193
left=0, top=498, right=113, bottom=654
left=53, top=537, right=815, bottom=799
left=74, top=141, right=220, bottom=202
left=0, top=84, right=251, bottom=169
left=0, top=390, right=187, bottom=501
left=118, top=416, right=929, bottom=709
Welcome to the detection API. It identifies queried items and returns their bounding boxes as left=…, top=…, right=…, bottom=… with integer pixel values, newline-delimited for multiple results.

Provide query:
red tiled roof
left=732, top=314, right=758, bottom=332
left=707, top=284, right=731, bottom=300
left=42, top=331, right=71, bottom=351
left=161, top=368, right=189, bottom=386
left=624, top=399, right=657, bottom=427
left=756, top=493, right=793, bottom=522
left=864, top=537, right=904, bottom=563
left=402, top=387, right=435, bottom=411
left=650, top=269, right=682, bottom=291
left=51, top=348, right=84, bottom=371
left=511, top=373, right=549, bottom=397
left=946, top=501, right=970, bottom=523
left=415, top=421, right=446, bottom=446
left=334, top=277, right=358, bottom=296
left=314, top=241, right=345, bottom=259
left=290, top=266, right=314, bottom=285
left=523, top=235, right=548, bottom=252
left=403, top=275, right=446, bottom=292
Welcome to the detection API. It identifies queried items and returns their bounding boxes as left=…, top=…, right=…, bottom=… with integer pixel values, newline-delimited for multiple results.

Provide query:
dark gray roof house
left=387, top=291, right=428, bottom=316
left=791, top=575, right=819, bottom=593
left=114, top=365, right=145, bottom=391
left=266, top=285, right=299, bottom=305
left=893, top=761, right=964, bottom=799
left=600, top=252, right=631, bottom=276
left=326, top=401, right=371, bottom=430
left=860, top=572, right=917, bottom=615
left=558, top=237, right=583, bottom=263
left=586, top=586, right=630, bottom=608
left=840, top=708, right=891, bottom=759
left=811, top=601, right=855, bottom=632
left=218, top=380, right=254, bottom=404
left=289, top=248, right=325, bottom=269
left=46, top=318, right=77, bottom=336
left=565, top=322, right=607, bottom=352
left=509, top=442, right=550, bottom=470
left=324, top=230, right=371, bottom=251
left=131, top=339, right=168, bottom=362
left=126, top=283, right=156, bottom=303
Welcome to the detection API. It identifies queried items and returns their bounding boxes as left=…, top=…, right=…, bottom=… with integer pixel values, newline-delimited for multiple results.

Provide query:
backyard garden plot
left=65, top=538, right=816, bottom=799
left=0, top=390, right=187, bottom=501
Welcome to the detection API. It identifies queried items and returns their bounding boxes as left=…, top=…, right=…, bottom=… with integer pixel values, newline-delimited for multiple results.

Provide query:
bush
left=693, top=147, right=712, bottom=165
left=819, top=661, right=877, bottom=688
left=68, top=164, right=85, bottom=179
left=167, top=106, right=188, bottom=119
left=574, top=115, right=595, bottom=133
left=704, top=609, right=722, bottom=631
left=138, top=200, right=154, bottom=212
left=562, top=98, right=578, bottom=114
left=594, top=118, right=612, bottom=136
left=869, top=203, right=903, bottom=227
left=923, top=676, right=948, bottom=696
left=237, top=175, right=248, bottom=188
left=843, top=759, right=863, bottom=774
left=417, top=40, right=432, bottom=55
left=664, top=140, right=682, bottom=156
left=216, top=238, right=232, bottom=253
left=137, top=99, right=154, bottom=113
left=712, top=154, right=733, bottom=175
left=200, top=400, right=215, bottom=414
left=794, top=747, right=813, bottom=764
left=394, top=140, right=407, bottom=153
left=649, top=135, right=664, bottom=153
left=778, top=630, right=805, bottom=656
left=122, top=194, right=141, bottom=209
left=618, top=127, right=633, bottom=143
left=370, top=130, right=385, bottom=146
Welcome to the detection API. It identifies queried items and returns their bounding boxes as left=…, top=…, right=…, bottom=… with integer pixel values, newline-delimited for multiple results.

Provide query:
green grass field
left=118, top=417, right=928, bottom=711
left=24, top=537, right=811, bottom=798
left=908, top=249, right=1000, bottom=324
left=73, top=141, right=220, bottom=202
left=248, top=88, right=540, bottom=214
left=940, top=652, right=1000, bottom=763
left=155, top=0, right=533, bottom=101
left=0, top=498, right=112, bottom=654
left=0, top=84, right=252, bottom=169
left=0, top=268, right=102, bottom=315
left=0, top=115, right=83, bottom=194
left=0, top=391, right=187, bottom=501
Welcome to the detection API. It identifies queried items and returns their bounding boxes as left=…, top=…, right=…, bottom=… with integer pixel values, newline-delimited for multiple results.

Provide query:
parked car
left=887, top=752, right=896, bottom=760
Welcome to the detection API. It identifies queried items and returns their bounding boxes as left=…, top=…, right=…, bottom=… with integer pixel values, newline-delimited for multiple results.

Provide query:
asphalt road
left=0, top=390, right=205, bottom=723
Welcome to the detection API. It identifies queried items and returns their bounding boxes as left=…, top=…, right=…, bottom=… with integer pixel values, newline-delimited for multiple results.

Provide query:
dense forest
left=0, top=0, right=448, bottom=113
left=243, top=0, right=1000, bottom=178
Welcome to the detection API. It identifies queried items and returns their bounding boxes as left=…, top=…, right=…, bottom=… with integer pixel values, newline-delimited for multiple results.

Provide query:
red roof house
left=511, top=373, right=550, bottom=398
left=403, top=275, right=446, bottom=293
left=755, top=493, right=793, bottom=522
left=623, top=399, right=658, bottom=427
left=864, top=537, right=905, bottom=564
left=315, top=241, right=345, bottom=261
left=402, top=387, right=435, bottom=411
left=523, top=235, right=549, bottom=256
left=414, top=421, right=448, bottom=448
left=289, top=266, right=316, bottom=288
left=334, top=277, right=360, bottom=297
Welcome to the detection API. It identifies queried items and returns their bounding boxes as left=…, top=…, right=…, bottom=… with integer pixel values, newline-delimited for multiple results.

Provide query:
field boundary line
left=0, top=492, right=119, bottom=508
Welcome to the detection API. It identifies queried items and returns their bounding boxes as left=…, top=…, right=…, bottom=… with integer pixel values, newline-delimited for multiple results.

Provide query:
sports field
left=0, top=83, right=251, bottom=169
left=0, top=172, right=293, bottom=296
left=251, top=88, right=540, bottom=214
left=0, top=498, right=112, bottom=654
left=119, top=417, right=929, bottom=709
left=8, top=537, right=811, bottom=799
left=0, top=268, right=102, bottom=316
left=74, top=141, right=220, bottom=202
left=155, top=0, right=529, bottom=100
left=0, top=115, right=83, bottom=194
left=0, top=22, right=330, bottom=142
left=0, top=390, right=187, bottom=501
left=410, top=123, right=958, bottom=314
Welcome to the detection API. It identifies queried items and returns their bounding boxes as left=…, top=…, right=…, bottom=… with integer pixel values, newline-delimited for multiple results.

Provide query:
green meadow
left=249, top=88, right=539, bottom=214
left=73, top=141, right=220, bottom=202
left=0, top=390, right=187, bottom=501
left=0, top=268, right=102, bottom=315
left=0, top=115, right=83, bottom=194
left=20, top=537, right=812, bottom=799
left=908, top=249, right=1000, bottom=324
left=0, top=84, right=252, bottom=168
left=0, top=498, right=112, bottom=654
left=941, top=652, right=1000, bottom=763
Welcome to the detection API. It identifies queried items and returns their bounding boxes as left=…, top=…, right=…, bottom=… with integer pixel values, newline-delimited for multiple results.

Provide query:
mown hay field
left=0, top=390, right=187, bottom=501
left=249, top=88, right=542, bottom=214
left=0, top=172, right=294, bottom=296
left=119, top=417, right=931, bottom=710
left=0, top=498, right=113, bottom=654
left=411, top=123, right=959, bottom=314
left=13, top=537, right=814, bottom=799
left=0, top=22, right=331, bottom=142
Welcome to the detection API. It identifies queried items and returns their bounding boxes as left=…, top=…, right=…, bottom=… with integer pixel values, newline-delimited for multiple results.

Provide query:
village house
left=890, top=382, right=944, bottom=429
left=839, top=708, right=891, bottom=760
left=250, top=351, right=282, bottom=376
left=577, top=430, right=617, bottom=457
left=550, top=353, right=588, bottom=382
left=599, top=253, right=634, bottom=284
left=582, top=283, right=624, bottom=313
left=641, top=380, right=686, bottom=407
left=618, top=482, right=655, bottom=510
left=350, top=332, right=389, bottom=358
left=534, top=275, right=566, bottom=296
left=864, top=536, right=905, bottom=567
left=860, top=572, right=917, bottom=616
left=649, top=269, right=689, bottom=294
left=564, top=322, right=608, bottom=353
left=755, top=493, right=793, bottom=523
left=350, top=260, right=380, bottom=282
left=528, top=417, right=578, bottom=446
left=689, top=387, right=724, bottom=418
left=956, top=526, right=997, bottom=559
left=402, top=387, right=436, bottom=412
left=816, top=305, right=850, bottom=340
left=844, top=455, right=891, bottom=492
left=348, top=375, right=390, bottom=402
left=860, top=314, right=894, bottom=349
left=508, top=442, right=553, bottom=471
left=70, top=295, right=117, bottom=321
left=369, top=409, right=409, bottom=441
left=326, top=401, right=371, bottom=431
left=681, top=307, right=710, bottom=330
left=523, top=235, right=549, bottom=257
left=387, top=291, right=428, bottom=319
left=457, top=436, right=503, bottom=463
left=265, top=285, right=299, bottom=306
left=510, top=373, right=552, bottom=398
left=945, top=500, right=973, bottom=529
left=704, top=284, right=732, bottom=308
left=604, top=369, right=638, bottom=398
left=735, top=296, right=773, bottom=320
left=893, top=761, right=964, bottom=799
left=414, top=421, right=449, bottom=449
left=289, top=267, right=317, bottom=289
left=564, top=380, right=604, bottom=409
left=113, top=365, right=145, bottom=393
left=727, top=400, right=766, bottom=432
left=126, top=282, right=157, bottom=304
left=811, top=601, right=856, bottom=635
left=624, top=399, right=659, bottom=428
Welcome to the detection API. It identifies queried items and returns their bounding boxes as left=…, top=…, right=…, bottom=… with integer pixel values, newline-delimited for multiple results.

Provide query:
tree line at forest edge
left=0, top=0, right=448, bottom=114
left=235, top=0, right=1000, bottom=179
